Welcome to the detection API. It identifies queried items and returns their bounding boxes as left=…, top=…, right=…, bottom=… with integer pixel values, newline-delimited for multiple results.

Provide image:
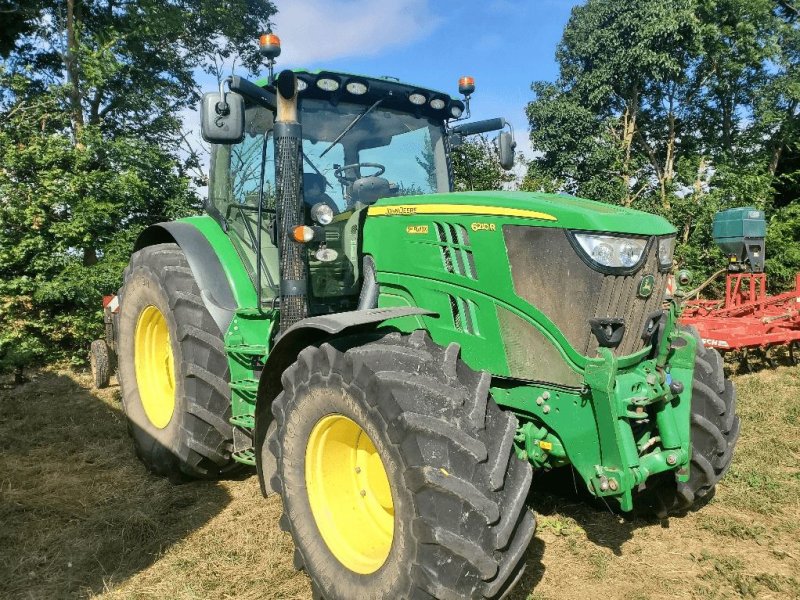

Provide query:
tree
left=525, top=0, right=800, bottom=290
left=452, top=135, right=514, bottom=192
left=0, top=80, right=197, bottom=371
left=0, top=0, right=277, bottom=371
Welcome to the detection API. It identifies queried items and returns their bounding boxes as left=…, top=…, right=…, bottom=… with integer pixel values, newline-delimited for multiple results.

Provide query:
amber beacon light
left=458, top=75, right=475, bottom=96
left=259, top=33, right=281, bottom=59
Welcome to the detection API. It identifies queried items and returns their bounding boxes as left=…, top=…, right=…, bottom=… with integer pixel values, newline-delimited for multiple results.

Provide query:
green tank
left=712, top=207, right=766, bottom=272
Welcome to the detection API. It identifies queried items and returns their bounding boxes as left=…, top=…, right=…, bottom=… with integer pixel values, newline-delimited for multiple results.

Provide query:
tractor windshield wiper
left=320, top=98, right=383, bottom=158
left=302, top=152, right=333, bottom=190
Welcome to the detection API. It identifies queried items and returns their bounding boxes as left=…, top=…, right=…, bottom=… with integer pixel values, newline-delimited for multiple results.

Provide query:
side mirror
left=201, top=91, right=245, bottom=144
left=496, top=131, right=516, bottom=170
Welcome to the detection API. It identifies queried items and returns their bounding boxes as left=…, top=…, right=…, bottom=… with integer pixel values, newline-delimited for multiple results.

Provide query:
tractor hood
left=368, top=191, right=676, bottom=236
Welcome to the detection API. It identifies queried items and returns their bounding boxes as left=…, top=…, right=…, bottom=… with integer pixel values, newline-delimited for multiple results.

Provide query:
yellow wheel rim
left=134, top=305, right=176, bottom=429
left=305, top=414, right=394, bottom=574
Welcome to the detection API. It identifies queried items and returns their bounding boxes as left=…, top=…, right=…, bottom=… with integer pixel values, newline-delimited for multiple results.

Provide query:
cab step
left=225, top=343, right=268, bottom=357
left=232, top=448, right=256, bottom=466
left=229, top=378, right=260, bottom=392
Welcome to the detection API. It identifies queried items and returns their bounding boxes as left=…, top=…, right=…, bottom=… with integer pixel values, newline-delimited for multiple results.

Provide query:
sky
left=191, top=0, right=579, bottom=164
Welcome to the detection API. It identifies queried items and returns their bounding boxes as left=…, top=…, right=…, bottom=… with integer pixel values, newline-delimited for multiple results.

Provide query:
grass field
left=1, top=365, right=798, bottom=599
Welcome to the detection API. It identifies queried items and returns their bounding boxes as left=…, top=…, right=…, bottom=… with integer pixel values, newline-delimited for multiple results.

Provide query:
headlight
left=658, top=236, right=676, bottom=270
left=572, top=233, right=648, bottom=271
left=310, top=202, right=334, bottom=225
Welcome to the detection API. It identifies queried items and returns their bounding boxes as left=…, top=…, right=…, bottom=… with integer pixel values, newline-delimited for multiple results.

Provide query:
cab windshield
left=210, top=98, right=451, bottom=216
left=207, top=98, right=450, bottom=300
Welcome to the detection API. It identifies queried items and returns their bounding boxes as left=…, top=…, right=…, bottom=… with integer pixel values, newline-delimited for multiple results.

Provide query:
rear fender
left=254, top=307, right=435, bottom=495
left=134, top=222, right=238, bottom=333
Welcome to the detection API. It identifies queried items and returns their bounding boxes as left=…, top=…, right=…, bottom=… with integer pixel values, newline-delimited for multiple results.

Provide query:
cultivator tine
left=761, top=346, right=778, bottom=369
left=738, top=348, right=754, bottom=373
left=789, top=341, right=799, bottom=366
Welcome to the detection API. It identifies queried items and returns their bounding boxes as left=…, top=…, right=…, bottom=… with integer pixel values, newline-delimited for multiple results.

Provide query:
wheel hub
left=134, top=305, right=175, bottom=429
left=305, top=414, right=394, bottom=574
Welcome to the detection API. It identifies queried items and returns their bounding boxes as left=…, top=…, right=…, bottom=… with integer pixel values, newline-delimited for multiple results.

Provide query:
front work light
left=657, top=236, right=676, bottom=270
left=346, top=81, right=368, bottom=95
left=317, top=77, right=340, bottom=91
left=310, top=202, right=334, bottom=225
left=573, top=233, right=648, bottom=271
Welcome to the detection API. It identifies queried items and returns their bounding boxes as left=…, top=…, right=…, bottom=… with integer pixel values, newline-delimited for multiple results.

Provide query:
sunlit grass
left=1, top=366, right=798, bottom=599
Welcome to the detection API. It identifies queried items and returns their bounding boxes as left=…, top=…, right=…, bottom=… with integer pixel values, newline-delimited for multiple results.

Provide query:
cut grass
left=0, top=365, right=798, bottom=599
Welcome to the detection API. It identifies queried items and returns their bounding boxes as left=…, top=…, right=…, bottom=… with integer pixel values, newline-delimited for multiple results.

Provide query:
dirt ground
left=1, top=365, right=798, bottom=600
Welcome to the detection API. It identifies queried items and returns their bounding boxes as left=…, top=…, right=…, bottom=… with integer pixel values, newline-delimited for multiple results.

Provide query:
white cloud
left=273, top=0, right=441, bottom=66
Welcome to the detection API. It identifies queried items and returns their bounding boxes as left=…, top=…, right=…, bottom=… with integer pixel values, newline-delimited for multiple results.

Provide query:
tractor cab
left=205, top=70, right=512, bottom=314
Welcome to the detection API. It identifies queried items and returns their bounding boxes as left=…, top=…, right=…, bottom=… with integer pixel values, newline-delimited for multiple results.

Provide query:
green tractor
left=112, top=37, right=739, bottom=599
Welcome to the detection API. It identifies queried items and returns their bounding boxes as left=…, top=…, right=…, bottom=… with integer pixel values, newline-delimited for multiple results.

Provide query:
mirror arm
left=230, top=76, right=277, bottom=110
left=504, top=120, right=516, bottom=147
left=215, top=77, right=232, bottom=118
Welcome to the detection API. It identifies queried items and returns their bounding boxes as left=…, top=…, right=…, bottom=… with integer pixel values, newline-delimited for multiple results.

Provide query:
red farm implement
left=681, top=272, right=800, bottom=370
left=679, top=207, right=800, bottom=371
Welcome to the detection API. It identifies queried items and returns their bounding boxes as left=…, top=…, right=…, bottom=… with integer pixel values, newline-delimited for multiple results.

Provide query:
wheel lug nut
left=355, top=467, right=361, bottom=474
left=360, top=490, right=366, bottom=497
left=536, top=396, right=544, bottom=405
left=542, top=405, right=550, bottom=414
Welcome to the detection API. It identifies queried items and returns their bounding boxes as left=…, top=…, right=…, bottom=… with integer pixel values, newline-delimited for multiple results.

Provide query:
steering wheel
left=334, top=162, right=386, bottom=183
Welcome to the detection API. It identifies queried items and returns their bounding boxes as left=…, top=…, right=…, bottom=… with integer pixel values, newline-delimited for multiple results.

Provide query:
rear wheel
left=642, top=325, right=740, bottom=516
left=268, top=331, right=536, bottom=599
left=117, top=243, right=238, bottom=480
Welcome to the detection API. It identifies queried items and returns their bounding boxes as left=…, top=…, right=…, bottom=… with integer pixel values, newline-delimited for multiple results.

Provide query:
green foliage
left=452, top=135, right=514, bottom=192
left=0, top=81, right=198, bottom=370
left=525, top=0, right=800, bottom=291
left=765, top=202, right=800, bottom=290
left=0, top=0, right=276, bottom=371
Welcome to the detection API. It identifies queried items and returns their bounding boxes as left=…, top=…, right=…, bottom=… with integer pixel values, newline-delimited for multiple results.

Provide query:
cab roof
left=253, top=69, right=465, bottom=122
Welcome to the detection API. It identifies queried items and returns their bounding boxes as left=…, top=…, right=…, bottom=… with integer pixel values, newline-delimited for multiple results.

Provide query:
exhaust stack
left=273, top=70, right=308, bottom=334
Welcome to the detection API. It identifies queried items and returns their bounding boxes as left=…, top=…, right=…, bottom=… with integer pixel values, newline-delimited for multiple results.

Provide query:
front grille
left=504, top=225, right=666, bottom=358
left=590, top=251, right=667, bottom=356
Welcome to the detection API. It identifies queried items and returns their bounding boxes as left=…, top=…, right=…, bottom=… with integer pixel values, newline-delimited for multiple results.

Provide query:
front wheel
left=268, top=331, right=536, bottom=599
left=642, top=325, right=741, bottom=516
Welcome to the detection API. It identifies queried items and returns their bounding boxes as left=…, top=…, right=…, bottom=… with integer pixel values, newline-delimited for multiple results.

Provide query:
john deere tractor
left=113, top=36, right=739, bottom=599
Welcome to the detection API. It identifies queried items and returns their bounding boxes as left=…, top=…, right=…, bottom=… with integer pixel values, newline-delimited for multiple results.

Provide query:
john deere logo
left=638, top=274, right=655, bottom=298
